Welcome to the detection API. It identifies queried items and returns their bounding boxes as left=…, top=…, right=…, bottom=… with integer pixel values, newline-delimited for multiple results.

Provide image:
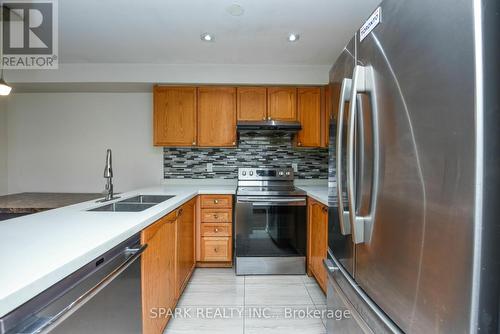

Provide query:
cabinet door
left=297, top=87, right=322, bottom=147
left=141, top=211, right=177, bottom=334
left=197, top=87, right=237, bottom=147
left=237, top=87, right=267, bottom=121
left=176, top=198, right=196, bottom=297
left=154, top=86, right=197, bottom=146
left=267, top=87, right=297, bottom=121
left=308, top=200, right=328, bottom=292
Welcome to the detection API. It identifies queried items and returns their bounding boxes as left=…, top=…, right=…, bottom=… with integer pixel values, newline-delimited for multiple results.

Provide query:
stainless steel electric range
left=235, top=167, right=307, bottom=275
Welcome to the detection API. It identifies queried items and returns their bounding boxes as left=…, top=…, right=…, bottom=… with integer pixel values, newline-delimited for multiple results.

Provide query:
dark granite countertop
left=0, top=192, right=104, bottom=214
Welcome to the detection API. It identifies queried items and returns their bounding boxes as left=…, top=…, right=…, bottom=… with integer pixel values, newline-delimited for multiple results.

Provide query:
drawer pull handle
left=214, top=199, right=219, bottom=204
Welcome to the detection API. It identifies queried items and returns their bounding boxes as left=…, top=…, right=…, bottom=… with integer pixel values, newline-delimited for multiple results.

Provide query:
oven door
left=235, top=196, right=307, bottom=258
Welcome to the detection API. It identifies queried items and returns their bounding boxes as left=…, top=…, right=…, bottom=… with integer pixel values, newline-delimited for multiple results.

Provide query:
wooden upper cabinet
left=267, top=87, right=297, bottom=121
left=237, top=87, right=267, bottom=121
left=197, top=87, right=237, bottom=147
left=154, top=86, right=197, bottom=146
left=297, top=87, right=322, bottom=147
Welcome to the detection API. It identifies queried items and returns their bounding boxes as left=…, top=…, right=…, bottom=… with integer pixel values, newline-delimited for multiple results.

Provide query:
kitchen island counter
left=0, top=184, right=236, bottom=318
left=0, top=192, right=104, bottom=214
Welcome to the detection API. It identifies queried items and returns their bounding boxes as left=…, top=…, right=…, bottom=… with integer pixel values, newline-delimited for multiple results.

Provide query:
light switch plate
left=207, top=163, right=213, bottom=172
left=292, top=163, right=298, bottom=172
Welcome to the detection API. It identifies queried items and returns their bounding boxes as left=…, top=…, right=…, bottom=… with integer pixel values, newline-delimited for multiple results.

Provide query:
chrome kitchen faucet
left=98, top=149, right=119, bottom=202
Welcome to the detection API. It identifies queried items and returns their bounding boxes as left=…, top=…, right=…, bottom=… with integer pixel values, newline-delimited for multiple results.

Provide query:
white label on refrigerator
left=360, top=7, right=381, bottom=42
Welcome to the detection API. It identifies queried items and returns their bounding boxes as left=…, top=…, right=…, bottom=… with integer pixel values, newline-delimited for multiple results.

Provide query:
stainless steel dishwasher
left=0, top=234, right=146, bottom=334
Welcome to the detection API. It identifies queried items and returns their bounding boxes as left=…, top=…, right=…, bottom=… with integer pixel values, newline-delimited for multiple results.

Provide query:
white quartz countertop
left=0, top=181, right=329, bottom=318
left=0, top=184, right=236, bottom=317
left=296, top=185, right=328, bottom=206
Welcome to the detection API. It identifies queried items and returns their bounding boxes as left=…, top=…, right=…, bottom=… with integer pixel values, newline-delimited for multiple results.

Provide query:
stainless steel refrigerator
left=325, top=0, right=499, bottom=333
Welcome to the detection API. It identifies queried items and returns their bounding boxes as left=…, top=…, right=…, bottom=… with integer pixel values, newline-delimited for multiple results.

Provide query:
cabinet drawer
left=201, top=237, right=232, bottom=262
left=201, top=209, right=232, bottom=223
left=201, top=223, right=232, bottom=237
left=200, top=195, right=232, bottom=209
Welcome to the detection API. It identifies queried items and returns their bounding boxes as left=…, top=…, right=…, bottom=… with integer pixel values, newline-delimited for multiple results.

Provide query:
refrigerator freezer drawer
left=326, top=272, right=370, bottom=333
left=324, top=257, right=402, bottom=334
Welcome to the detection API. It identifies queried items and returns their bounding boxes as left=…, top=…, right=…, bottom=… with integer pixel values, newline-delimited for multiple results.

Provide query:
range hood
left=237, top=120, right=301, bottom=132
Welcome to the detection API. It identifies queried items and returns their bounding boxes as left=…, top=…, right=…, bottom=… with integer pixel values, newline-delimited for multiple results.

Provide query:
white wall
left=0, top=99, right=7, bottom=195
left=7, top=64, right=330, bottom=86
left=6, top=93, right=163, bottom=194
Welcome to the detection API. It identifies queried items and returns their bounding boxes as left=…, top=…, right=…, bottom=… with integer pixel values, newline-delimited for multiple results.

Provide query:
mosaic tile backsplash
left=163, top=133, right=329, bottom=179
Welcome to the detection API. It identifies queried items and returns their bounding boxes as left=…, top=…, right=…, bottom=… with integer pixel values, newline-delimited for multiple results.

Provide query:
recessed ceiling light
left=200, top=33, right=215, bottom=42
left=227, top=3, right=244, bottom=16
left=288, top=33, right=300, bottom=42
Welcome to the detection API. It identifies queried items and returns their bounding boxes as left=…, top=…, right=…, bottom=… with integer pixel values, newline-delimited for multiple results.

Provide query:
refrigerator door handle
left=336, top=77, right=353, bottom=236
left=347, top=65, right=380, bottom=244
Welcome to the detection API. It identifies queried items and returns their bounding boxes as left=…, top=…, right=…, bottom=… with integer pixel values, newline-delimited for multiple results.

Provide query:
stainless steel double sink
left=88, top=195, right=175, bottom=212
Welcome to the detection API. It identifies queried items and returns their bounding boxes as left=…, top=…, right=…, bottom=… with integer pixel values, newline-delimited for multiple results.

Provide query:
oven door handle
left=237, top=197, right=307, bottom=206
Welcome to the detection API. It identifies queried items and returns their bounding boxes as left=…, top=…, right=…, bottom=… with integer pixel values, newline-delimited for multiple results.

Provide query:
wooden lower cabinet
left=175, top=198, right=196, bottom=298
left=141, top=195, right=233, bottom=333
left=307, top=198, right=328, bottom=293
left=196, top=195, right=233, bottom=266
left=200, top=194, right=232, bottom=209
left=200, top=236, right=232, bottom=261
left=141, top=210, right=177, bottom=334
left=201, top=223, right=232, bottom=237
left=141, top=199, right=196, bottom=334
left=200, top=208, right=231, bottom=223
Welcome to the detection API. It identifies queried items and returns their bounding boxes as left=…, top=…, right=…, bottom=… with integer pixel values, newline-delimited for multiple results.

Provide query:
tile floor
left=164, top=268, right=327, bottom=334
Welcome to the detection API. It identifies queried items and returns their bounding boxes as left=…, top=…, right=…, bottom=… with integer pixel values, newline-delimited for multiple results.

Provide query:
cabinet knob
left=214, top=199, right=219, bottom=204
left=267, top=116, right=271, bottom=120
left=215, top=228, right=219, bottom=232
left=192, top=141, right=196, bottom=145
left=298, top=142, right=302, bottom=146
left=262, top=117, right=266, bottom=120
left=214, top=214, right=219, bottom=219
left=214, top=247, right=218, bottom=253
left=232, top=141, right=236, bottom=146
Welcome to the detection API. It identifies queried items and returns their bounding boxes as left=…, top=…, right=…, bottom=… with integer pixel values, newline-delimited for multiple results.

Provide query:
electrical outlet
left=206, top=163, right=213, bottom=172
left=292, top=163, right=298, bottom=172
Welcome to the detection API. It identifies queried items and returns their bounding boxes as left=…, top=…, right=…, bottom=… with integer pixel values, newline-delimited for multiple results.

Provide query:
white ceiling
left=8, top=0, right=379, bottom=87
left=59, top=0, right=379, bottom=66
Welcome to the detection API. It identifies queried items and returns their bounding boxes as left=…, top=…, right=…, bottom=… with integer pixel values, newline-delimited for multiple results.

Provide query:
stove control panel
left=238, top=167, right=294, bottom=181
